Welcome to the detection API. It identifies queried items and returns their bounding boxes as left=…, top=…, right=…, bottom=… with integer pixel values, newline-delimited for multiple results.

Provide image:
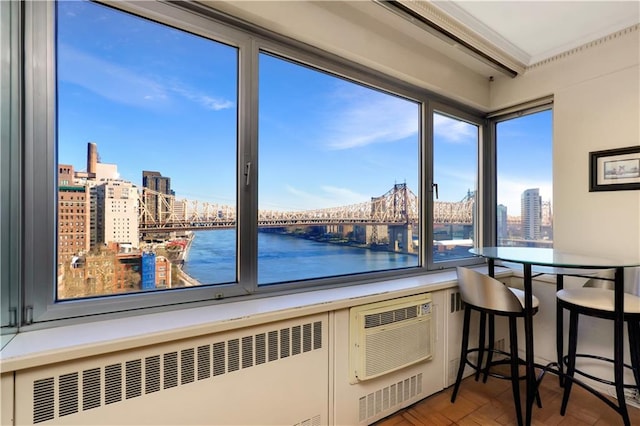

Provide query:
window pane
left=258, top=53, right=420, bottom=285
left=56, top=1, right=238, bottom=299
left=496, top=109, right=553, bottom=247
left=432, top=112, right=478, bottom=262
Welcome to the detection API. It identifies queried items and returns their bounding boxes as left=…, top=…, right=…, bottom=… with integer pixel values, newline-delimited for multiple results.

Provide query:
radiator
left=14, top=314, right=328, bottom=425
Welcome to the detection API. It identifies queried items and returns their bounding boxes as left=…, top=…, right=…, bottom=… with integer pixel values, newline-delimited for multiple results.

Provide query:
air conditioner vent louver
left=350, top=294, right=433, bottom=383
left=364, top=305, right=418, bottom=328
left=358, top=373, right=424, bottom=422
left=31, top=319, right=323, bottom=424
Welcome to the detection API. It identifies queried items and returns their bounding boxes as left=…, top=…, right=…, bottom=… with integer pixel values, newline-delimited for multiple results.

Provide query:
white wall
left=491, top=26, right=640, bottom=261
left=206, top=0, right=491, bottom=110
left=491, top=27, right=640, bottom=391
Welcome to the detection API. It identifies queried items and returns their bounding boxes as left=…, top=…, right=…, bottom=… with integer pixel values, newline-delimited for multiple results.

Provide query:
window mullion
left=237, top=38, right=259, bottom=293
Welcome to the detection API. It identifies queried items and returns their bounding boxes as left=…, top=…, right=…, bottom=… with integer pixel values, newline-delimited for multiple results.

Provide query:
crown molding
left=526, top=23, right=640, bottom=71
left=398, top=0, right=527, bottom=75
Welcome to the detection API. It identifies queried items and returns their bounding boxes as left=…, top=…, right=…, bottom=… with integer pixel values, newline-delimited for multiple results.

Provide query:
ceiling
left=431, top=1, right=640, bottom=66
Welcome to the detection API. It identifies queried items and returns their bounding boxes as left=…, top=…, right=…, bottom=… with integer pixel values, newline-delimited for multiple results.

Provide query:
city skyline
left=57, top=1, right=551, bottom=217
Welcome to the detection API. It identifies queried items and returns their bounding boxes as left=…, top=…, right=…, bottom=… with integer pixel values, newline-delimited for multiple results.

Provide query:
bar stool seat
left=556, top=276, right=640, bottom=426
left=557, top=288, right=640, bottom=314
left=452, top=267, right=541, bottom=426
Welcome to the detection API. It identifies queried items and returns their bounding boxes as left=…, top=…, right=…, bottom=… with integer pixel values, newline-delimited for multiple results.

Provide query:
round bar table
left=469, top=247, right=640, bottom=426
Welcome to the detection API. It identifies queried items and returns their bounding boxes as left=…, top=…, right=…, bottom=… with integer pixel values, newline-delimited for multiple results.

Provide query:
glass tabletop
left=470, top=247, right=640, bottom=269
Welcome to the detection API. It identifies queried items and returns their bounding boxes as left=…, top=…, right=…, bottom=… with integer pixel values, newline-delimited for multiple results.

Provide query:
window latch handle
left=244, top=162, right=251, bottom=186
left=432, top=182, right=439, bottom=199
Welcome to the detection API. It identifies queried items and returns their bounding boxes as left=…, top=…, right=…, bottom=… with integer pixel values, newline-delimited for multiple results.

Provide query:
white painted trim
left=400, top=0, right=526, bottom=74
left=0, top=267, right=511, bottom=372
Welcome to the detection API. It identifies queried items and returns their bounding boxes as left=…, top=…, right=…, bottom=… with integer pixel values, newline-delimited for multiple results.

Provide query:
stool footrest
left=563, top=353, right=639, bottom=390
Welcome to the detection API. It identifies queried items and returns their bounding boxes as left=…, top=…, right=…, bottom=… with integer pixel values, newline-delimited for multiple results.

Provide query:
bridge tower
left=388, top=224, right=414, bottom=253
left=385, top=183, right=415, bottom=253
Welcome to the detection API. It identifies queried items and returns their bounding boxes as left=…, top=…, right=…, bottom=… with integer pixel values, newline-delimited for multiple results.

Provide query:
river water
left=182, top=229, right=417, bottom=285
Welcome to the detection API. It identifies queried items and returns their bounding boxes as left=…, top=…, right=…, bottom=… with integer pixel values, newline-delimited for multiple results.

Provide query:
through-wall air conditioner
left=349, top=293, right=434, bottom=384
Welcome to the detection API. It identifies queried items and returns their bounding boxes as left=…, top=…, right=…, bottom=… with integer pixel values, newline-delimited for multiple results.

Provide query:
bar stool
left=451, top=267, right=541, bottom=426
left=557, top=272, right=640, bottom=426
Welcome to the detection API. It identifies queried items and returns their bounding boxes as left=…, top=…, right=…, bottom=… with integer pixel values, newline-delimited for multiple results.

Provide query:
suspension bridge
left=138, top=183, right=475, bottom=232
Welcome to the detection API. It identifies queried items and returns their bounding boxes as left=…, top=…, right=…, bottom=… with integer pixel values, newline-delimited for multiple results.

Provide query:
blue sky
left=497, top=110, right=553, bottom=215
left=57, top=1, right=551, bottom=217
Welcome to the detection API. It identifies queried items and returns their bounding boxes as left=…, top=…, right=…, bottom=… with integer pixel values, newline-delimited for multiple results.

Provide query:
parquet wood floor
left=374, top=371, right=640, bottom=426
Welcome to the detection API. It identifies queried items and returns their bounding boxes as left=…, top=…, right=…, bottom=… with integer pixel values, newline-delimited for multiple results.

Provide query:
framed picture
left=589, top=145, right=640, bottom=192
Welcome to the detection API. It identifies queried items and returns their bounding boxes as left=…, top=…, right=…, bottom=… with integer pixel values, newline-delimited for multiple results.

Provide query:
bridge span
left=139, top=183, right=474, bottom=233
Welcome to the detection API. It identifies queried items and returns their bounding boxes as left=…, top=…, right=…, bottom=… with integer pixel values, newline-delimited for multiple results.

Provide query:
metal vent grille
left=364, top=318, right=431, bottom=378
left=242, top=336, right=253, bottom=369
left=280, top=328, right=290, bottom=358
left=293, top=414, right=321, bottom=426
left=181, top=349, right=195, bottom=385
left=125, top=359, right=142, bottom=399
left=268, top=330, right=278, bottom=361
left=33, top=377, right=54, bottom=424
left=213, top=341, right=225, bottom=376
left=228, top=338, right=240, bottom=372
left=164, top=352, right=178, bottom=389
left=145, top=355, right=161, bottom=394
left=104, top=364, right=122, bottom=405
left=364, top=306, right=418, bottom=328
left=358, top=373, right=423, bottom=423
left=256, top=333, right=266, bottom=365
left=450, top=291, right=464, bottom=313
left=32, top=319, right=323, bottom=424
left=197, top=345, right=211, bottom=380
left=59, top=372, right=78, bottom=417
left=82, top=368, right=101, bottom=411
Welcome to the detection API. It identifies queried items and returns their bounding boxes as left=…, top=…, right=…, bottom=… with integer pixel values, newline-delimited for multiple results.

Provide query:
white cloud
left=320, top=185, right=369, bottom=203
left=434, top=113, right=476, bottom=143
left=497, top=177, right=552, bottom=216
left=323, top=86, right=418, bottom=150
left=170, top=84, right=234, bottom=111
left=58, top=44, right=234, bottom=112
left=271, top=184, right=368, bottom=211
left=58, top=44, right=168, bottom=108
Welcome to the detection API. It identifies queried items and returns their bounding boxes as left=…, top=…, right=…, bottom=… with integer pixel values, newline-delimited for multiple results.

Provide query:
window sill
left=0, top=267, right=507, bottom=372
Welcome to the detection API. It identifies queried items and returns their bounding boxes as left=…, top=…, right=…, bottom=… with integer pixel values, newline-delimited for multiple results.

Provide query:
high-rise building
left=541, top=200, right=553, bottom=227
left=94, top=180, right=139, bottom=248
left=57, top=164, right=90, bottom=267
left=142, top=171, right=174, bottom=224
left=497, top=204, right=508, bottom=242
left=521, top=188, right=542, bottom=240
left=173, top=199, right=188, bottom=222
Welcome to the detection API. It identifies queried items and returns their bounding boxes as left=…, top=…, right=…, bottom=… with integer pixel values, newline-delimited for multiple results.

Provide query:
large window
left=56, top=1, right=238, bottom=299
left=495, top=108, right=553, bottom=247
left=258, top=53, right=420, bottom=284
left=431, top=110, right=479, bottom=265
left=14, top=0, right=487, bottom=325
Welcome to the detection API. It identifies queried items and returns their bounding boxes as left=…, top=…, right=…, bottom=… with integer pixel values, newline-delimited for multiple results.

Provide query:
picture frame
left=589, top=145, right=640, bottom=192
